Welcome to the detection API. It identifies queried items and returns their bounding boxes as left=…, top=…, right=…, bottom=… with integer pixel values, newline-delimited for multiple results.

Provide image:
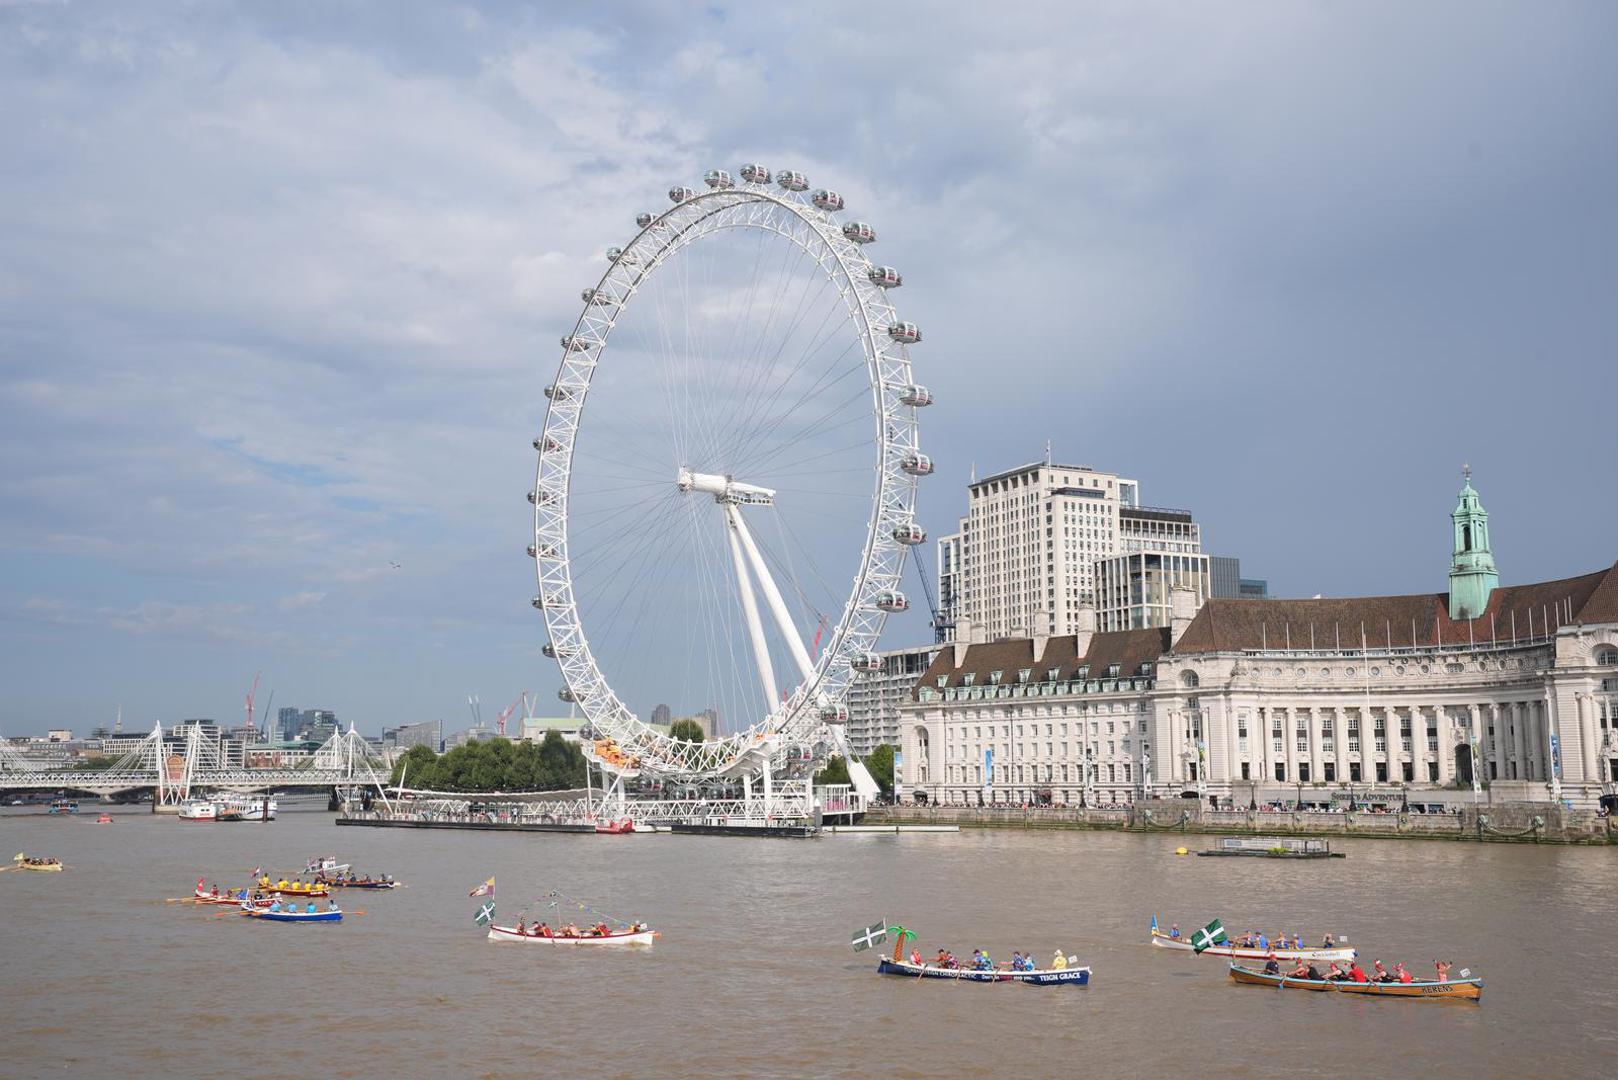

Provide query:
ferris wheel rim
left=532, top=176, right=924, bottom=779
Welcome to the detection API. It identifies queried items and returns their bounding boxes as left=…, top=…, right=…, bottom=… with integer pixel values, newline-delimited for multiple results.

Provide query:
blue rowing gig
left=241, top=907, right=343, bottom=923
left=877, top=958, right=1090, bottom=985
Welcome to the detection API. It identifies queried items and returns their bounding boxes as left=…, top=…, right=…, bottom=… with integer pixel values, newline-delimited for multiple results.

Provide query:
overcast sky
left=2, top=1, right=1614, bottom=736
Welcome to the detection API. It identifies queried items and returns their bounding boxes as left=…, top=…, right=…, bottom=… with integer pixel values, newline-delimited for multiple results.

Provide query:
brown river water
left=2, top=802, right=1613, bottom=1079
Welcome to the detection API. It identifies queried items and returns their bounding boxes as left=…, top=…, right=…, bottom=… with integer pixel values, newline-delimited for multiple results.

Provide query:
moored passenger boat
left=1228, top=963, right=1481, bottom=1001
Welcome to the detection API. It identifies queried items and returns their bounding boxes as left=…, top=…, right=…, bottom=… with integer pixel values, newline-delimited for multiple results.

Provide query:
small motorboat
left=11, top=853, right=63, bottom=872
left=1150, top=919, right=1355, bottom=962
left=1228, top=963, right=1481, bottom=1001
left=177, top=799, right=217, bottom=822
left=486, top=924, right=655, bottom=946
left=306, top=856, right=349, bottom=875
left=876, top=958, right=1091, bottom=985
left=241, top=906, right=343, bottom=923
left=96, top=813, right=114, bottom=824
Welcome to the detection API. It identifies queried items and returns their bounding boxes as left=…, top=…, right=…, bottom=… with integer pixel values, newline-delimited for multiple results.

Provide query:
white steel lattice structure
left=0, top=723, right=390, bottom=803
left=532, top=166, right=929, bottom=783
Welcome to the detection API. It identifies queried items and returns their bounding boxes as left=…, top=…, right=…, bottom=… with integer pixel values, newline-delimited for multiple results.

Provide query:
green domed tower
left=1448, top=466, right=1498, bottom=620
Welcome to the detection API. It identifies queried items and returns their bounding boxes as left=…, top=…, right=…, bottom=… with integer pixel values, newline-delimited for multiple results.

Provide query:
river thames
left=3, top=804, right=1613, bottom=1079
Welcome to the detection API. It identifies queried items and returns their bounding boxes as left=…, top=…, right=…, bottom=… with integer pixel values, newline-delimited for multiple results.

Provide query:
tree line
left=813, top=744, right=896, bottom=795
left=389, top=732, right=586, bottom=792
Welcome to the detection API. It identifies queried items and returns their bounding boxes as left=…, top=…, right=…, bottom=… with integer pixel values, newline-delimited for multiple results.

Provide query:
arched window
left=1180, top=670, right=1200, bottom=689
left=1596, top=647, right=1618, bottom=667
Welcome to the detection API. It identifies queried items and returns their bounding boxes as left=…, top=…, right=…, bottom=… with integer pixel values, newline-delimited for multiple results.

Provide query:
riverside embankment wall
left=866, top=800, right=1617, bottom=844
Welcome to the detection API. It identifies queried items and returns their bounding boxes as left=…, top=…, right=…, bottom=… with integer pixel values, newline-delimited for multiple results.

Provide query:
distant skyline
left=3, top=2, right=1615, bottom=735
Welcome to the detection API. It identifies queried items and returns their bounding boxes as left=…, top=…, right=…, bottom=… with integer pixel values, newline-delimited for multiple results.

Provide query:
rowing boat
left=12, top=856, right=63, bottom=872
left=242, top=907, right=343, bottom=923
left=486, top=924, right=655, bottom=946
left=1227, top=963, right=1482, bottom=1001
left=314, top=875, right=397, bottom=890
left=192, top=887, right=272, bottom=907
left=1151, top=927, right=1354, bottom=962
left=254, top=882, right=330, bottom=897
left=876, top=959, right=1091, bottom=985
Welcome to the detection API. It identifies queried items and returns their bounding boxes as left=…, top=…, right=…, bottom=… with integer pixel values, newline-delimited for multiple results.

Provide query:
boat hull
left=1227, top=964, right=1481, bottom=1000
left=242, top=909, right=343, bottom=922
left=193, top=889, right=271, bottom=907
left=16, top=862, right=63, bottom=872
left=315, top=878, right=397, bottom=890
left=1151, top=930, right=1354, bottom=962
left=486, top=925, right=654, bottom=946
left=876, top=959, right=1091, bottom=985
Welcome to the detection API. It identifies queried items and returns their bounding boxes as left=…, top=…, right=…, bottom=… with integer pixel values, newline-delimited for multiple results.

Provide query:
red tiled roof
left=1171, top=562, right=1618, bottom=654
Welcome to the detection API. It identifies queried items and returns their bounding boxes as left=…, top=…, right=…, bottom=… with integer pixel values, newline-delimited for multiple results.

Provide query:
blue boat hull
left=877, top=959, right=1090, bottom=985
left=244, top=910, right=343, bottom=922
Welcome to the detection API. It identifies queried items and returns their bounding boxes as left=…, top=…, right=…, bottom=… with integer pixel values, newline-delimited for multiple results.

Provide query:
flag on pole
left=469, top=877, right=495, bottom=898
left=251, top=866, right=262, bottom=878
left=474, top=901, right=495, bottom=925
left=1190, top=919, right=1228, bottom=954
left=851, top=921, right=887, bottom=952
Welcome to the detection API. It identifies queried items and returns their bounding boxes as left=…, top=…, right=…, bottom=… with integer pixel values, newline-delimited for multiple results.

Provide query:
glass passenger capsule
left=526, top=543, right=538, bottom=558
left=533, top=436, right=561, bottom=453
left=558, top=687, right=578, bottom=703
left=605, top=246, right=636, bottom=264
left=531, top=596, right=545, bottom=609
left=841, top=221, right=875, bottom=244
left=852, top=652, right=882, bottom=673
left=901, top=453, right=934, bottom=476
left=635, top=212, right=656, bottom=228
left=891, top=523, right=926, bottom=545
left=874, top=590, right=909, bottom=613
left=668, top=186, right=697, bottom=204
left=581, top=288, right=612, bottom=306
left=899, top=384, right=932, bottom=407
left=887, top=321, right=921, bottom=344
left=740, top=163, right=771, bottom=183
left=704, top=169, right=735, bottom=189
left=544, top=385, right=571, bottom=401
left=560, top=336, right=590, bottom=352
left=811, top=189, right=844, bottom=211
left=541, top=642, right=557, bottom=658
left=775, top=169, right=809, bottom=191
left=819, top=704, right=850, bottom=724
left=867, top=266, right=902, bottom=288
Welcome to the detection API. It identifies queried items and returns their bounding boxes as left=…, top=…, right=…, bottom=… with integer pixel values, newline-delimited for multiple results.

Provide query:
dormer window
left=1139, top=662, right=1153, bottom=675
left=1017, top=668, right=1032, bottom=683
left=1107, top=663, right=1121, bottom=678
left=988, top=670, right=1003, bottom=685
left=935, top=675, right=948, bottom=688
left=1045, top=668, right=1061, bottom=682
left=962, top=673, right=976, bottom=686
left=1076, top=665, right=1090, bottom=679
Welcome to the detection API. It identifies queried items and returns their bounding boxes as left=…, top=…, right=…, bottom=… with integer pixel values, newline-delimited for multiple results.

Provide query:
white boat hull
left=1151, top=930, right=1355, bottom=962
left=486, top=925, right=654, bottom=946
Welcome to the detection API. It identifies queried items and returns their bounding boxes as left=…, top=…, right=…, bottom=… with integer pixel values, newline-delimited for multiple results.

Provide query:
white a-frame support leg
left=726, top=508, right=778, bottom=714
left=727, top=504, right=815, bottom=684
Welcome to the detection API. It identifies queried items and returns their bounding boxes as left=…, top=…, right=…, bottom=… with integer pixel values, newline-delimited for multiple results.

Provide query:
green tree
left=668, top=718, right=705, bottom=742
left=865, top=744, right=896, bottom=796
left=814, top=755, right=851, bottom=786
left=390, top=743, right=438, bottom=787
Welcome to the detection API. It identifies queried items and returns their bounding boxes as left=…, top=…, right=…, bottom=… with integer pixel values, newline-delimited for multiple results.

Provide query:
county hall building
left=899, top=475, right=1618, bottom=809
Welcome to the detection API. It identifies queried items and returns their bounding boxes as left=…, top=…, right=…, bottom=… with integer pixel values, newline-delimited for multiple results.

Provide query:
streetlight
left=1295, top=779, right=1303, bottom=811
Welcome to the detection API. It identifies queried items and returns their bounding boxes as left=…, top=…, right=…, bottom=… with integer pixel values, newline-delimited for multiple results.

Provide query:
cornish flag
left=469, top=877, right=496, bottom=897
left=474, top=901, right=495, bottom=926
left=851, top=921, right=887, bottom=952
left=1191, top=919, right=1228, bottom=954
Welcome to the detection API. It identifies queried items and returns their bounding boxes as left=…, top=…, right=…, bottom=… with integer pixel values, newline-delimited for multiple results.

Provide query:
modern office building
left=901, top=475, right=1618, bottom=809
left=933, top=459, right=1140, bottom=641
left=1238, top=578, right=1270, bottom=599
left=383, top=719, right=442, bottom=752
left=1210, top=556, right=1242, bottom=599
left=1095, top=549, right=1212, bottom=632
left=845, top=644, right=940, bottom=757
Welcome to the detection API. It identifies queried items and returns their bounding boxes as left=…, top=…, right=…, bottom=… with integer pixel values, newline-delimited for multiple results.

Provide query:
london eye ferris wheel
left=529, top=165, right=931, bottom=784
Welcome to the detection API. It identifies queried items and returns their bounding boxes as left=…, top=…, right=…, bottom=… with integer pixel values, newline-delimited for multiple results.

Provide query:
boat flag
left=1190, top=919, right=1228, bottom=954
left=252, top=866, right=262, bottom=878
left=851, top=921, right=887, bottom=952
left=470, top=877, right=496, bottom=897
left=475, top=901, right=495, bottom=926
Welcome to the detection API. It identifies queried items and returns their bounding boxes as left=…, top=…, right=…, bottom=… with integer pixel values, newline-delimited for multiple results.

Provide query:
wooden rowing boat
left=876, top=959, right=1091, bottom=985
left=1227, top=964, right=1482, bottom=1000
left=486, top=924, right=655, bottom=946
left=254, top=882, right=330, bottom=897
left=192, top=887, right=272, bottom=907
left=314, top=875, right=398, bottom=890
left=1151, top=927, right=1354, bottom=962
left=12, top=854, right=63, bottom=872
left=242, top=907, right=343, bottom=923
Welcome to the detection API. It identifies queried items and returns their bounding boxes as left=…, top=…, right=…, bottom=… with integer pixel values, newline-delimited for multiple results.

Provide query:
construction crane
left=258, top=690, right=274, bottom=741
left=495, top=691, right=530, bottom=738
left=244, top=672, right=261, bottom=734
left=907, top=550, right=954, bottom=644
